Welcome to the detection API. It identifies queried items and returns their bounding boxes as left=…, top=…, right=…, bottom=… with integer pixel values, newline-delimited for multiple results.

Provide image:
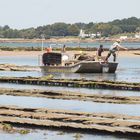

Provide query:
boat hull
left=40, top=61, right=118, bottom=73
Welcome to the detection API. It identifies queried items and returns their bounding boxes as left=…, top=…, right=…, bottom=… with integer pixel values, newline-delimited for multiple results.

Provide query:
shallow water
left=0, top=71, right=41, bottom=77
left=0, top=95, right=140, bottom=116
left=0, top=48, right=140, bottom=139
left=0, top=56, right=38, bottom=66
left=0, top=83, right=140, bottom=97
left=0, top=41, right=140, bottom=49
left=0, top=129, right=138, bottom=140
left=42, top=56, right=140, bottom=82
left=0, top=55, right=140, bottom=82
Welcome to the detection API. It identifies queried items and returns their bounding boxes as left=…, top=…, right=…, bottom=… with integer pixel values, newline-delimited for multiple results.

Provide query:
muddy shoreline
left=0, top=50, right=140, bottom=57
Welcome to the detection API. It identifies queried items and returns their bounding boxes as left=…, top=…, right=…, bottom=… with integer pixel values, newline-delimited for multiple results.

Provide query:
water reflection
left=0, top=129, right=139, bottom=140
left=0, top=56, right=38, bottom=66
left=0, top=83, right=140, bottom=97
left=42, top=72, right=117, bottom=81
left=0, top=55, right=140, bottom=82
left=0, top=71, right=41, bottom=77
left=0, top=41, right=140, bottom=49
left=0, top=69, right=139, bottom=83
left=0, top=95, right=140, bottom=116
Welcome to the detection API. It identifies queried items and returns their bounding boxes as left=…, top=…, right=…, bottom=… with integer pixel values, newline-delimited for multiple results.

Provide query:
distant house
left=120, top=36, right=128, bottom=40
left=135, top=33, right=140, bottom=38
left=96, top=32, right=101, bottom=38
left=90, top=33, right=96, bottom=38
left=79, top=29, right=89, bottom=38
left=79, top=29, right=101, bottom=38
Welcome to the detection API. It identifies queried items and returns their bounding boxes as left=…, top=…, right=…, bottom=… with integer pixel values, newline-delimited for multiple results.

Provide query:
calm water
left=0, top=95, right=140, bottom=116
left=0, top=83, right=140, bottom=97
left=0, top=43, right=140, bottom=139
left=0, top=83, right=139, bottom=139
left=0, top=129, right=138, bottom=140
left=0, top=41, right=140, bottom=49
left=0, top=55, right=140, bottom=82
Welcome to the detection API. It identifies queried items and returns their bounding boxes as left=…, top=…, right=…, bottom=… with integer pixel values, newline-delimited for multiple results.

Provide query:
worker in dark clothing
left=62, top=44, right=66, bottom=52
left=96, top=44, right=104, bottom=61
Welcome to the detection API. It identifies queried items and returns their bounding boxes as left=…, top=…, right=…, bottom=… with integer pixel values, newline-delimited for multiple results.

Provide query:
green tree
left=20, top=28, right=36, bottom=39
left=111, top=26, right=122, bottom=35
left=51, top=23, right=69, bottom=36
left=3, top=25, right=10, bottom=30
left=96, top=23, right=112, bottom=36
left=67, top=24, right=79, bottom=36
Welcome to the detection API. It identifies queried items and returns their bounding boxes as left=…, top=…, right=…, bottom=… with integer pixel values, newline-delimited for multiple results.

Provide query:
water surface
left=0, top=95, right=140, bottom=116
left=0, top=41, right=140, bottom=49
left=0, top=55, right=140, bottom=82
left=0, top=129, right=138, bottom=140
left=0, top=83, right=140, bottom=97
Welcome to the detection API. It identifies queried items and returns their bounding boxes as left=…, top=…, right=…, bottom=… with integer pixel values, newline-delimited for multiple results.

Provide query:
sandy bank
left=0, top=50, right=140, bottom=57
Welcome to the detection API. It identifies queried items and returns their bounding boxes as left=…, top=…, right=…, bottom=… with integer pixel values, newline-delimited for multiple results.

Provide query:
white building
left=135, top=33, right=140, bottom=38
left=79, top=29, right=89, bottom=38
left=120, top=36, right=128, bottom=40
left=79, top=29, right=101, bottom=38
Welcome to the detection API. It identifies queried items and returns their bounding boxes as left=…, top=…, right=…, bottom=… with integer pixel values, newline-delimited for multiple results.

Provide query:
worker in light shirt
left=105, top=39, right=128, bottom=62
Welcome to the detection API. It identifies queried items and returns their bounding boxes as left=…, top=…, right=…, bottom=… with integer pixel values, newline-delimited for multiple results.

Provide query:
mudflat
left=0, top=50, right=140, bottom=57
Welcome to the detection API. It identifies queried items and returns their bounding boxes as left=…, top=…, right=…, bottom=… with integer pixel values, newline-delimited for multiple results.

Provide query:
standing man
left=105, top=39, right=128, bottom=62
left=96, top=44, right=104, bottom=61
left=62, top=44, right=66, bottom=53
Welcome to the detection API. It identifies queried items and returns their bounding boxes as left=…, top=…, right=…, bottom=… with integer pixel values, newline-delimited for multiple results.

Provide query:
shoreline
left=0, top=38, right=140, bottom=43
left=0, top=50, right=140, bottom=57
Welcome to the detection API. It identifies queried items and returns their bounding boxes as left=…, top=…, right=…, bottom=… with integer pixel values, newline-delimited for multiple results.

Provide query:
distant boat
left=40, top=52, right=118, bottom=73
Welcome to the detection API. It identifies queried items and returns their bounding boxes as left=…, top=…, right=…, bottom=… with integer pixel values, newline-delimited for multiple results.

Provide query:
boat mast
left=41, top=34, right=45, bottom=53
left=38, top=34, right=45, bottom=66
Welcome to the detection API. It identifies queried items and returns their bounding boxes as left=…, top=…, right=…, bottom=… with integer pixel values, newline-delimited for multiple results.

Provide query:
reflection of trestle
left=0, top=77, right=139, bottom=91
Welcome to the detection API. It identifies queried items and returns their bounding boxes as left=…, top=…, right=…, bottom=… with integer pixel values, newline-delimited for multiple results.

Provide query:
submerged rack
left=0, top=77, right=140, bottom=91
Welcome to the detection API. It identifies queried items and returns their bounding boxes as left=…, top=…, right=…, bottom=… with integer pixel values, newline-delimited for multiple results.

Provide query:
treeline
left=0, top=17, right=140, bottom=39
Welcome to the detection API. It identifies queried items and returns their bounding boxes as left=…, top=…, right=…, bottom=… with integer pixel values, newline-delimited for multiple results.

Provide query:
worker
left=105, top=39, right=128, bottom=62
left=96, top=44, right=104, bottom=61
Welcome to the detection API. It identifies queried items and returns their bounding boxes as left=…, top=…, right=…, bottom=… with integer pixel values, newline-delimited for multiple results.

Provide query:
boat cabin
left=42, top=52, right=95, bottom=66
left=42, top=52, right=62, bottom=66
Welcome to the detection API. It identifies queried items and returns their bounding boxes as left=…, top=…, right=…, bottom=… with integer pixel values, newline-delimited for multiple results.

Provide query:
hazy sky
left=0, top=0, right=140, bottom=29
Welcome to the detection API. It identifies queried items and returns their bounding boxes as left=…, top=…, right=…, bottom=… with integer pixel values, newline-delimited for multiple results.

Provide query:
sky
left=0, top=0, right=140, bottom=29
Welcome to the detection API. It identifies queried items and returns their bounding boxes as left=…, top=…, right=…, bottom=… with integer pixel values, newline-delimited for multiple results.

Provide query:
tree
left=75, top=23, right=86, bottom=30
left=67, top=24, right=79, bottom=36
left=111, top=26, right=122, bottom=35
left=96, top=23, right=112, bottom=36
left=20, top=28, right=36, bottom=39
left=51, top=23, right=69, bottom=36
left=3, top=25, right=10, bottom=30
left=0, top=17, right=140, bottom=38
